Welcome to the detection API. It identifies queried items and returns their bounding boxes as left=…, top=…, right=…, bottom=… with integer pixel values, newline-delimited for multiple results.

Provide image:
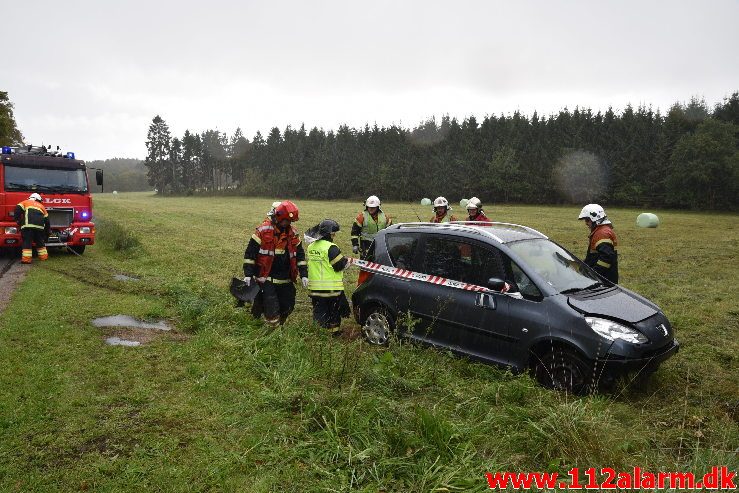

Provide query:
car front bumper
left=597, top=338, right=680, bottom=374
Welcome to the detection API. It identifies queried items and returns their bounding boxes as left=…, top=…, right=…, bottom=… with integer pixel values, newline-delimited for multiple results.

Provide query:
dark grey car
left=351, top=222, right=679, bottom=393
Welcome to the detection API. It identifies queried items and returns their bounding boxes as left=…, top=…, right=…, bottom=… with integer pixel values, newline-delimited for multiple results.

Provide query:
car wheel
left=70, top=246, right=86, bottom=255
left=361, top=306, right=394, bottom=346
left=535, top=347, right=594, bottom=395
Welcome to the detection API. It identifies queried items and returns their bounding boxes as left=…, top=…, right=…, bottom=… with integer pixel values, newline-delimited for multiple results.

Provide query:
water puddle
left=93, top=315, right=185, bottom=347
left=92, top=315, right=171, bottom=331
left=105, top=337, right=141, bottom=347
left=113, top=274, right=139, bottom=282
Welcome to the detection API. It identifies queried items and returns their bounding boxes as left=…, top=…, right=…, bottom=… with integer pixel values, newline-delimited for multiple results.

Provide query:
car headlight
left=4, top=227, right=18, bottom=235
left=79, top=227, right=91, bottom=234
left=586, top=317, right=648, bottom=344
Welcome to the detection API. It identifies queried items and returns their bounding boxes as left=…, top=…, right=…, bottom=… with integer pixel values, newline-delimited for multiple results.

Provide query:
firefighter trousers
left=310, top=292, right=350, bottom=331
left=251, top=281, right=296, bottom=327
left=21, top=229, right=48, bottom=264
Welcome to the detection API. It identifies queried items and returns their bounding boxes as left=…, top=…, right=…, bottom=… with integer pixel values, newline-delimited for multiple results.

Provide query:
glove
left=301, top=277, right=309, bottom=288
left=352, top=245, right=359, bottom=254
left=242, top=277, right=252, bottom=286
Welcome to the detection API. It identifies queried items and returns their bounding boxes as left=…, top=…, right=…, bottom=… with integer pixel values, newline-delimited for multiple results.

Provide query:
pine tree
left=144, top=115, right=172, bottom=192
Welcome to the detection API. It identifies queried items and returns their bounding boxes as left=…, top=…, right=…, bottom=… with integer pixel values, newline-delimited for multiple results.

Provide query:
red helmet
left=274, top=200, right=299, bottom=222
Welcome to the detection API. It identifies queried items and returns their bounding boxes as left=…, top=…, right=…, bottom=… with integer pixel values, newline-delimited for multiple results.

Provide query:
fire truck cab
left=1, top=145, right=100, bottom=254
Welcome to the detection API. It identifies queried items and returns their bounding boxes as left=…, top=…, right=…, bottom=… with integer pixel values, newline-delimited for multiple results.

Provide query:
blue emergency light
left=1, top=146, right=11, bottom=154
left=66, top=152, right=75, bottom=159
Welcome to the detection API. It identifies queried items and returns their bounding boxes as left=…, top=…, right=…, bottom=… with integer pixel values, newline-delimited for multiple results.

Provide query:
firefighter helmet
left=578, top=203, right=608, bottom=224
left=466, top=197, right=482, bottom=210
left=318, top=219, right=340, bottom=237
left=274, top=200, right=299, bottom=222
left=365, top=195, right=381, bottom=208
left=28, top=193, right=43, bottom=202
left=267, top=201, right=282, bottom=217
left=433, top=196, right=449, bottom=209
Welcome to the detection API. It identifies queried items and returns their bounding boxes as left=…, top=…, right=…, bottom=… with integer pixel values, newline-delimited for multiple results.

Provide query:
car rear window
left=385, top=234, right=419, bottom=269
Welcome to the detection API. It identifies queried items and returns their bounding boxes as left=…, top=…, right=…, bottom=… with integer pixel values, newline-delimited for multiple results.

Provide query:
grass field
left=0, top=192, right=737, bottom=492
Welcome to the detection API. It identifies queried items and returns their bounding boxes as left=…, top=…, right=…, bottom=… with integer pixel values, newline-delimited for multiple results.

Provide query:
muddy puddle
left=93, top=315, right=185, bottom=346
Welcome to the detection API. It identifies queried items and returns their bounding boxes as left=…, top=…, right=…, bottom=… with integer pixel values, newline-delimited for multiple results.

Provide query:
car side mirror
left=95, top=169, right=104, bottom=186
left=487, top=277, right=507, bottom=291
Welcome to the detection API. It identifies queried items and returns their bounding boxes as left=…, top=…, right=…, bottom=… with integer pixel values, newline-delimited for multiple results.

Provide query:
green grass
left=0, top=192, right=737, bottom=492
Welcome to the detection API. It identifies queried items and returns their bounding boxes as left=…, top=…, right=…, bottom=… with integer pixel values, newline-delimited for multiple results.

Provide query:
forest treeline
left=144, top=93, right=738, bottom=210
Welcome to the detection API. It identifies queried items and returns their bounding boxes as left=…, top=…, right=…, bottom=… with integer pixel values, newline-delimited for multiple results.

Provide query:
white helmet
left=28, top=193, right=43, bottom=202
left=466, top=197, right=482, bottom=210
left=365, top=195, right=381, bottom=208
left=433, top=196, right=449, bottom=209
left=267, top=200, right=282, bottom=216
left=578, top=203, right=610, bottom=224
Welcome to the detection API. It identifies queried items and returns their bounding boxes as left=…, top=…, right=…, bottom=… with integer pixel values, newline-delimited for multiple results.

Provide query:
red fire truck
left=0, top=145, right=101, bottom=254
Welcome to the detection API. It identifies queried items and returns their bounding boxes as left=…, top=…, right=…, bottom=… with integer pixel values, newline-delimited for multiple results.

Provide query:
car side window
left=508, top=259, right=543, bottom=300
left=420, top=237, right=505, bottom=286
left=421, top=236, right=463, bottom=280
left=467, top=244, right=507, bottom=286
left=385, top=234, right=418, bottom=269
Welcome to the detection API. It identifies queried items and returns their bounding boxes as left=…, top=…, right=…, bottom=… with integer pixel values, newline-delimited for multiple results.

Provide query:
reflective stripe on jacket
left=15, top=200, right=49, bottom=230
left=252, top=219, right=301, bottom=281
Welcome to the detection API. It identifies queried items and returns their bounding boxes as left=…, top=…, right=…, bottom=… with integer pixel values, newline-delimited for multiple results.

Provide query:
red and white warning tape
left=346, top=257, right=509, bottom=294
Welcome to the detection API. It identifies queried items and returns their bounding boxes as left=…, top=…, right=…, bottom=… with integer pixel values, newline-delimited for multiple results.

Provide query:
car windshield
left=508, top=238, right=602, bottom=293
left=4, top=165, right=88, bottom=193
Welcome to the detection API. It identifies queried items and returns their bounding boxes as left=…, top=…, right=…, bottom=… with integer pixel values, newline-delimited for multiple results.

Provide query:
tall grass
left=0, top=192, right=736, bottom=491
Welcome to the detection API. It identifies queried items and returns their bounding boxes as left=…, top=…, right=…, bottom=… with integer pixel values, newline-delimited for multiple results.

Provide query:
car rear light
left=357, top=270, right=373, bottom=286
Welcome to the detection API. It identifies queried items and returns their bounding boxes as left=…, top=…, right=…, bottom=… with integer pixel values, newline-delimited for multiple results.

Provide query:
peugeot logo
left=657, top=324, right=668, bottom=337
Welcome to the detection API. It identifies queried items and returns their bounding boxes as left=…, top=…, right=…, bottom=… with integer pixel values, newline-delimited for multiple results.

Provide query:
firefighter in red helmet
left=242, top=200, right=308, bottom=328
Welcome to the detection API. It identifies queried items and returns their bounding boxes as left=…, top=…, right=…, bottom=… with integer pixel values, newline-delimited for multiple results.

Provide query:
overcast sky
left=4, top=0, right=738, bottom=160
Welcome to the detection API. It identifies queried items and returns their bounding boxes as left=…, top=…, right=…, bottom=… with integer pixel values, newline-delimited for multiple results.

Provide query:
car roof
left=385, top=221, right=547, bottom=244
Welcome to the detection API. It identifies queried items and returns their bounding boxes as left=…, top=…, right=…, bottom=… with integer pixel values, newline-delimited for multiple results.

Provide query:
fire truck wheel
left=70, top=246, right=86, bottom=255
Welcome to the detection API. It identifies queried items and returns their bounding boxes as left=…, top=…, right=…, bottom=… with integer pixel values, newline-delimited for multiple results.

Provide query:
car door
left=493, top=253, right=550, bottom=370
left=402, top=234, right=463, bottom=347
left=381, top=232, right=421, bottom=335
left=448, top=241, right=517, bottom=366
left=407, top=236, right=512, bottom=366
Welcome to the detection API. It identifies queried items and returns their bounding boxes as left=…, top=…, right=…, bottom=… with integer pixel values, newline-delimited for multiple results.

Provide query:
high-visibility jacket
left=247, top=219, right=303, bottom=281
left=585, top=224, right=619, bottom=283
left=351, top=210, right=391, bottom=248
left=15, top=199, right=49, bottom=230
left=307, top=240, right=345, bottom=291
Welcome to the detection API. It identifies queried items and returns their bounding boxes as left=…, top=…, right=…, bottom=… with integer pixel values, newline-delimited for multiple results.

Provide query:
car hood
left=567, top=288, right=658, bottom=323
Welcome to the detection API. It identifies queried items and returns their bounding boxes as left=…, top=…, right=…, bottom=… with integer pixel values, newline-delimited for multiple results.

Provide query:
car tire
left=361, top=305, right=394, bottom=346
left=70, top=246, right=86, bottom=255
left=534, top=346, right=595, bottom=395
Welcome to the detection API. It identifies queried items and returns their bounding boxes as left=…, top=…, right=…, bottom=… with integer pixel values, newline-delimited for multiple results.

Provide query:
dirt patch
left=336, top=321, right=362, bottom=342
left=0, top=259, right=29, bottom=315
left=102, top=326, right=190, bottom=345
